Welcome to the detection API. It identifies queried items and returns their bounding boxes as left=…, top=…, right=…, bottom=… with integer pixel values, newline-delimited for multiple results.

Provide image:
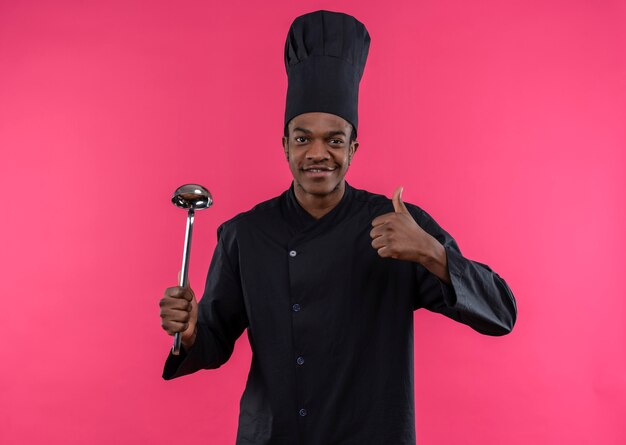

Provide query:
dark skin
left=159, top=112, right=451, bottom=350
left=281, top=112, right=358, bottom=219
left=160, top=271, right=198, bottom=349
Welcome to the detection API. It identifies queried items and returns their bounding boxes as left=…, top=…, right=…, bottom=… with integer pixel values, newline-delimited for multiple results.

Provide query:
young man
left=159, top=10, right=517, bottom=444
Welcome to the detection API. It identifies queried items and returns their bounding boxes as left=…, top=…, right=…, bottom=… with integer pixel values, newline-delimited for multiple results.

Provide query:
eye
left=295, top=136, right=308, bottom=143
left=329, top=139, right=344, bottom=145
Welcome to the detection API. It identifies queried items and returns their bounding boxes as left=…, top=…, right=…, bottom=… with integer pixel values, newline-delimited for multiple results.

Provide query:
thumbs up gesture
left=370, top=186, right=437, bottom=264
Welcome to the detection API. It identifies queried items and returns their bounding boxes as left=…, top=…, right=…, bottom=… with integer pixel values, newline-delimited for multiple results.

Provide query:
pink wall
left=1, top=0, right=625, bottom=443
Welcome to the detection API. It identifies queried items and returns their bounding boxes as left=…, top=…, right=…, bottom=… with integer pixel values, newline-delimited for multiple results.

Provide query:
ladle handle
left=173, top=209, right=195, bottom=355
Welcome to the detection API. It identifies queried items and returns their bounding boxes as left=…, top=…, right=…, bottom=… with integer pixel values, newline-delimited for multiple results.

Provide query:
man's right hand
left=159, top=272, right=198, bottom=350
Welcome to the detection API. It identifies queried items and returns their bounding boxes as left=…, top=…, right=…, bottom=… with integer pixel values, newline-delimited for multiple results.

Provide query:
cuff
left=162, top=340, right=196, bottom=380
left=439, top=244, right=469, bottom=309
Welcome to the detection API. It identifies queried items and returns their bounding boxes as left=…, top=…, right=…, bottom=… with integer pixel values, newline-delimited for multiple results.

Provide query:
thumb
left=177, top=269, right=190, bottom=288
left=392, top=186, right=409, bottom=214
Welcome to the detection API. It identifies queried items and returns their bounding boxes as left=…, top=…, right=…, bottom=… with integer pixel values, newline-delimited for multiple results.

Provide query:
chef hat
left=283, top=10, right=371, bottom=138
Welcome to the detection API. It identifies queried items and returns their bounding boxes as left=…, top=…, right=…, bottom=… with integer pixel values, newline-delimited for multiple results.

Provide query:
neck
left=293, top=181, right=346, bottom=220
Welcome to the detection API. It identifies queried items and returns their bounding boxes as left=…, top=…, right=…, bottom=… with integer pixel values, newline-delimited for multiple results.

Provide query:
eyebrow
left=293, top=127, right=347, bottom=137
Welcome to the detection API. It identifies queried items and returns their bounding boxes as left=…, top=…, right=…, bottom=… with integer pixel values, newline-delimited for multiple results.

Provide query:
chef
left=159, top=9, right=517, bottom=444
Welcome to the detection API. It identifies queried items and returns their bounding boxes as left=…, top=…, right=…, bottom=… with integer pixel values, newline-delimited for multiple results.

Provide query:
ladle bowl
left=172, top=184, right=213, bottom=210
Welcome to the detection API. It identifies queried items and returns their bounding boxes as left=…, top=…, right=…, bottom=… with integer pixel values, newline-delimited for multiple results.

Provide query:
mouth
left=302, top=165, right=336, bottom=172
left=301, top=166, right=337, bottom=178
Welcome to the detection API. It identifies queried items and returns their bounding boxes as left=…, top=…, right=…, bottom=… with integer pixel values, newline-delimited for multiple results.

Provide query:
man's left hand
left=370, top=186, right=438, bottom=265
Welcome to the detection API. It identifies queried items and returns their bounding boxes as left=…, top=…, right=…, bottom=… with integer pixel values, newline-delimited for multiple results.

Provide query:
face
left=282, top=112, right=359, bottom=198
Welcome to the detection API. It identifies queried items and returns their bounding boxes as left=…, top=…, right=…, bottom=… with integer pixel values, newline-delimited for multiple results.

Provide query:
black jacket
left=163, top=182, right=517, bottom=444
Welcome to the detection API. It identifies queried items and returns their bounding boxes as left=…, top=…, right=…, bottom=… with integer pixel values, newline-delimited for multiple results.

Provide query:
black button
left=292, top=303, right=301, bottom=312
left=299, top=408, right=307, bottom=417
left=296, top=356, right=304, bottom=365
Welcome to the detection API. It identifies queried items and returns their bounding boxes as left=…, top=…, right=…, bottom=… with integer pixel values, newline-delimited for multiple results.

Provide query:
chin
left=298, top=179, right=343, bottom=196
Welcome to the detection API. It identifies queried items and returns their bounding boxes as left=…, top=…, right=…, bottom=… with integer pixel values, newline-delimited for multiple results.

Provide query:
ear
left=282, top=135, right=289, bottom=161
left=349, top=140, right=359, bottom=164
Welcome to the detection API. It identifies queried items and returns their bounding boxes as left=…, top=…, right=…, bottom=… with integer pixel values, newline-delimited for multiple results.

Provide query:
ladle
left=170, top=184, right=212, bottom=355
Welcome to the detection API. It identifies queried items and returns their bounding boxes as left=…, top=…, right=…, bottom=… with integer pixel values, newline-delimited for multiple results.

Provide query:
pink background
left=1, top=0, right=625, bottom=443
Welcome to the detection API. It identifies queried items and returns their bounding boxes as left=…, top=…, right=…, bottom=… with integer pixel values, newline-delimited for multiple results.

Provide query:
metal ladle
left=171, top=184, right=213, bottom=355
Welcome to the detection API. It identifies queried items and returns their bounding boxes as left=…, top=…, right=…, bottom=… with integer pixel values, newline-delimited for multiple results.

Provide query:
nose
left=305, top=139, right=330, bottom=161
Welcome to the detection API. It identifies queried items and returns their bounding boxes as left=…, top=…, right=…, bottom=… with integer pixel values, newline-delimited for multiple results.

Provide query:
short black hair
left=284, top=125, right=357, bottom=143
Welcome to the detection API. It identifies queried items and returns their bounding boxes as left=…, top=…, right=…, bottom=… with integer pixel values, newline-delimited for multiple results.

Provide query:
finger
left=179, top=288, right=194, bottom=301
left=178, top=269, right=193, bottom=290
left=392, top=186, right=409, bottom=214
left=162, top=319, right=190, bottom=335
left=164, top=286, right=194, bottom=303
left=160, top=308, right=191, bottom=324
left=372, top=212, right=394, bottom=227
left=164, top=286, right=186, bottom=298
left=178, top=269, right=189, bottom=288
left=370, top=226, right=382, bottom=239
left=160, top=296, right=193, bottom=311
left=371, top=236, right=386, bottom=250
left=169, top=307, right=192, bottom=321
left=376, top=246, right=392, bottom=258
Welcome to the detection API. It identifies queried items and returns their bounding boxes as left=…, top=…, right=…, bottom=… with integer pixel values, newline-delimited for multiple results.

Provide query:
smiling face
left=282, top=112, right=359, bottom=200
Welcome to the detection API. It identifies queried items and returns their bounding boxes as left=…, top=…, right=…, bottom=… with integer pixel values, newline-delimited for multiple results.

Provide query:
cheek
left=287, top=156, right=300, bottom=173
left=335, top=152, right=350, bottom=167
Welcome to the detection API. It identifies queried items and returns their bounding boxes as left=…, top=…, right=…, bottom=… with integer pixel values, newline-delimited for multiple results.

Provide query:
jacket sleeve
left=162, top=224, right=249, bottom=380
left=410, top=206, right=517, bottom=336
